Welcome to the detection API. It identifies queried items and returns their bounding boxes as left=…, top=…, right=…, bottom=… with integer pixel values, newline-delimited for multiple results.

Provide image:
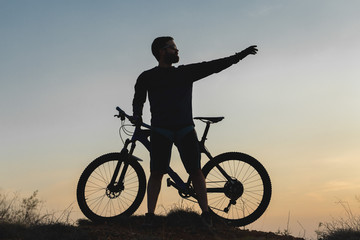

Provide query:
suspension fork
left=108, top=139, right=136, bottom=192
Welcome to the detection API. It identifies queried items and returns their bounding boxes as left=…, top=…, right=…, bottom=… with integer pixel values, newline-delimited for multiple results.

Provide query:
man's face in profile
left=163, top=40, right=179, bottom=64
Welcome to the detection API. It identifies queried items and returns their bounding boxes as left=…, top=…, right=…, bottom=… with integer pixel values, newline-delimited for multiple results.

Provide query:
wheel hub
left=106, top=182, right=124, bottom=199
left=224, top=179, right=244, bottom=200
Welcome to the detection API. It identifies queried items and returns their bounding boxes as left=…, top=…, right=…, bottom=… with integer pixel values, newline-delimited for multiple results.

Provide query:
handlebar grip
left=116, top=106, right=127, bottom=116
left=116, top=106, right=123, bottom=113
left=115, top=106, right=127, bottom=120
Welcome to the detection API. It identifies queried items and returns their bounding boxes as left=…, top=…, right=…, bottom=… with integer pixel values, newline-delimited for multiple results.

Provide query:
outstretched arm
left=181, top=45, right=259, bottom=82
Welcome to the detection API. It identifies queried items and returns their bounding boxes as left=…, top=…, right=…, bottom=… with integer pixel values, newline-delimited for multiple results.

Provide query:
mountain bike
left=76, top=107, right=272, bottom=226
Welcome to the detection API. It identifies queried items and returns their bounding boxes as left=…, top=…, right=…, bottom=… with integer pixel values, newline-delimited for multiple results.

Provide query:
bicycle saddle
left=194, top=117, right=224, bottom=123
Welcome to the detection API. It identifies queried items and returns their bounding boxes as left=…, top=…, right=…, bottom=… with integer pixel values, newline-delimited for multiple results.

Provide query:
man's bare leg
left=147, top=172, right=163, bottom=214
left=190, top=169, right=209, bottom=213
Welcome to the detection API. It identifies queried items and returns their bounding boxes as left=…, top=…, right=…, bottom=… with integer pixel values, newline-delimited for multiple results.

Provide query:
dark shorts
left=150, top=126, right=201, bottom=174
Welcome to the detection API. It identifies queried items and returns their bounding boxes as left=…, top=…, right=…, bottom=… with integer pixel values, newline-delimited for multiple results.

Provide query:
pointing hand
left=235, top=45, right=258, bottom=62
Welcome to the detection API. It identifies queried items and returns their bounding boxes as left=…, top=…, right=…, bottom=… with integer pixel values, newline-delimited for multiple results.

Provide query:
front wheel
left=202, top=152, right=271, bottom=226
left=76, top=152, right=146, bottom=222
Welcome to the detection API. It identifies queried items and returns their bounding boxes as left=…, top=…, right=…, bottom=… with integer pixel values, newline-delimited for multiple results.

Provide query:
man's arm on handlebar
left=129, top=115, right=143, bottom=126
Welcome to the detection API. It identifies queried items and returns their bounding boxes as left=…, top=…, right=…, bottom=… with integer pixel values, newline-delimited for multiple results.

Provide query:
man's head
left=151, top=36, right=179, bottom=64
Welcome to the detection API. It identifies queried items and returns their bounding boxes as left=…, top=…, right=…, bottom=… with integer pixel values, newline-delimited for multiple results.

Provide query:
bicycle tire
left=202, top=152, right=271, bottom=226
left=76, top=152, right=146, bottom=222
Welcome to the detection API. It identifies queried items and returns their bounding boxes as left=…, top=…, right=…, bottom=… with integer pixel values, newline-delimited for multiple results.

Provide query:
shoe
left=200, top=211, right=213, bottom=229
left=142, top=213, right=156, bottom=228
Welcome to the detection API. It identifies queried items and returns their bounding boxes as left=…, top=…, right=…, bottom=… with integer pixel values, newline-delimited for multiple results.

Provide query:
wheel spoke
left=203, top=153, right=271, bottom=226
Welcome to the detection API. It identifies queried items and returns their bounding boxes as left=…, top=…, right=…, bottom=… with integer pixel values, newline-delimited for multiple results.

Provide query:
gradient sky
left=1, top=1, right=360, bottom=238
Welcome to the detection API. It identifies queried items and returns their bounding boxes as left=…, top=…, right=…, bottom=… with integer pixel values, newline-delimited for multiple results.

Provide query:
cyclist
left=131, top=36, right=258, bottom=227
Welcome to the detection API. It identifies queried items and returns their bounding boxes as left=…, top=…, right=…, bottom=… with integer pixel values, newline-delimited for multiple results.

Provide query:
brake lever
left=114, top=114, right=126, bottom=121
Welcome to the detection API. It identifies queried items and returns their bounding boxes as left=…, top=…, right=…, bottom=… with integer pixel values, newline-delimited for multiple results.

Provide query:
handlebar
left=115, top=106, right=224, bottom=130
left=115, top=106, right=151, bottom=129
left=114, top=106, right=129, bottom=121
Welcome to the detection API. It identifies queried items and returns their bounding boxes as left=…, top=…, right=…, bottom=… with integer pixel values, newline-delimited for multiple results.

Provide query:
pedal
left=167, top=178, right=172, bottom=187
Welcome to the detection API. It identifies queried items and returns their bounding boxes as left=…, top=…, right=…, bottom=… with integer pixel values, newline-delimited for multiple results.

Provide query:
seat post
left=200, top=121, right=211, bottom=145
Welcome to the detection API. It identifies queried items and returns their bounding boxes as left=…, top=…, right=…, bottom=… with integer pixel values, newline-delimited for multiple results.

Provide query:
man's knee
left=150, top=171, right=164, bottom=181
left=189, top=168, right=203, bottom=178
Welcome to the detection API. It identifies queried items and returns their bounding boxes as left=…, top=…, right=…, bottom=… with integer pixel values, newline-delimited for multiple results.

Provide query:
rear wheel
left=76, top=152, right=146, bottom=222
left=202, top=152, right=271, bottom=226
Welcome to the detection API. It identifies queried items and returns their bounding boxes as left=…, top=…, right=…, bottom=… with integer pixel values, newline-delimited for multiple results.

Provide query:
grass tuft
left=317, top=199, right=360, bottom=240
left=0, top=190, right=73, bottom=226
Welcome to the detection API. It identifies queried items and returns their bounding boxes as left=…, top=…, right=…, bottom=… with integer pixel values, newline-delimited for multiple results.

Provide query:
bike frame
left=109, top=119, right=233, bottom=199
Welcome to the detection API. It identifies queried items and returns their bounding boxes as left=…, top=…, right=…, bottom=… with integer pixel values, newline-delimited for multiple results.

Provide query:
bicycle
left=76, top=107, right=272, bottom=226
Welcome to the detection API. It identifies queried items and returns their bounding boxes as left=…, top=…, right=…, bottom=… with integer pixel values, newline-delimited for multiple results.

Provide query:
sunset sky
left=1, top=1, right=360, bottom=239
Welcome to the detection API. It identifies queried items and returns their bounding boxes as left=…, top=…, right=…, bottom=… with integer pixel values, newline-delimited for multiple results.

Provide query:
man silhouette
left=132, top=36, right=257, bottom=227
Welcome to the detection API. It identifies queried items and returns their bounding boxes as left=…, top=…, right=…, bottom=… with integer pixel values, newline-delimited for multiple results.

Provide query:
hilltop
left=0, top=209, right=304, bottom=240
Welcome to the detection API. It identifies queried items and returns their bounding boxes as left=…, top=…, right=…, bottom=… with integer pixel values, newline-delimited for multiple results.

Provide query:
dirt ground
left=78, top=213, right=305, bottom=240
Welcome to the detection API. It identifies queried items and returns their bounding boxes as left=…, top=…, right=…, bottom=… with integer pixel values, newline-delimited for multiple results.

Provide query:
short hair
left=151, top=36, right=174, bottom=61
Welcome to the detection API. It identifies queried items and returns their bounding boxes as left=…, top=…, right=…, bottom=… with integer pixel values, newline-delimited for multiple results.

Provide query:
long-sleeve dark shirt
left=132, top=54, right=239, bottom=128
